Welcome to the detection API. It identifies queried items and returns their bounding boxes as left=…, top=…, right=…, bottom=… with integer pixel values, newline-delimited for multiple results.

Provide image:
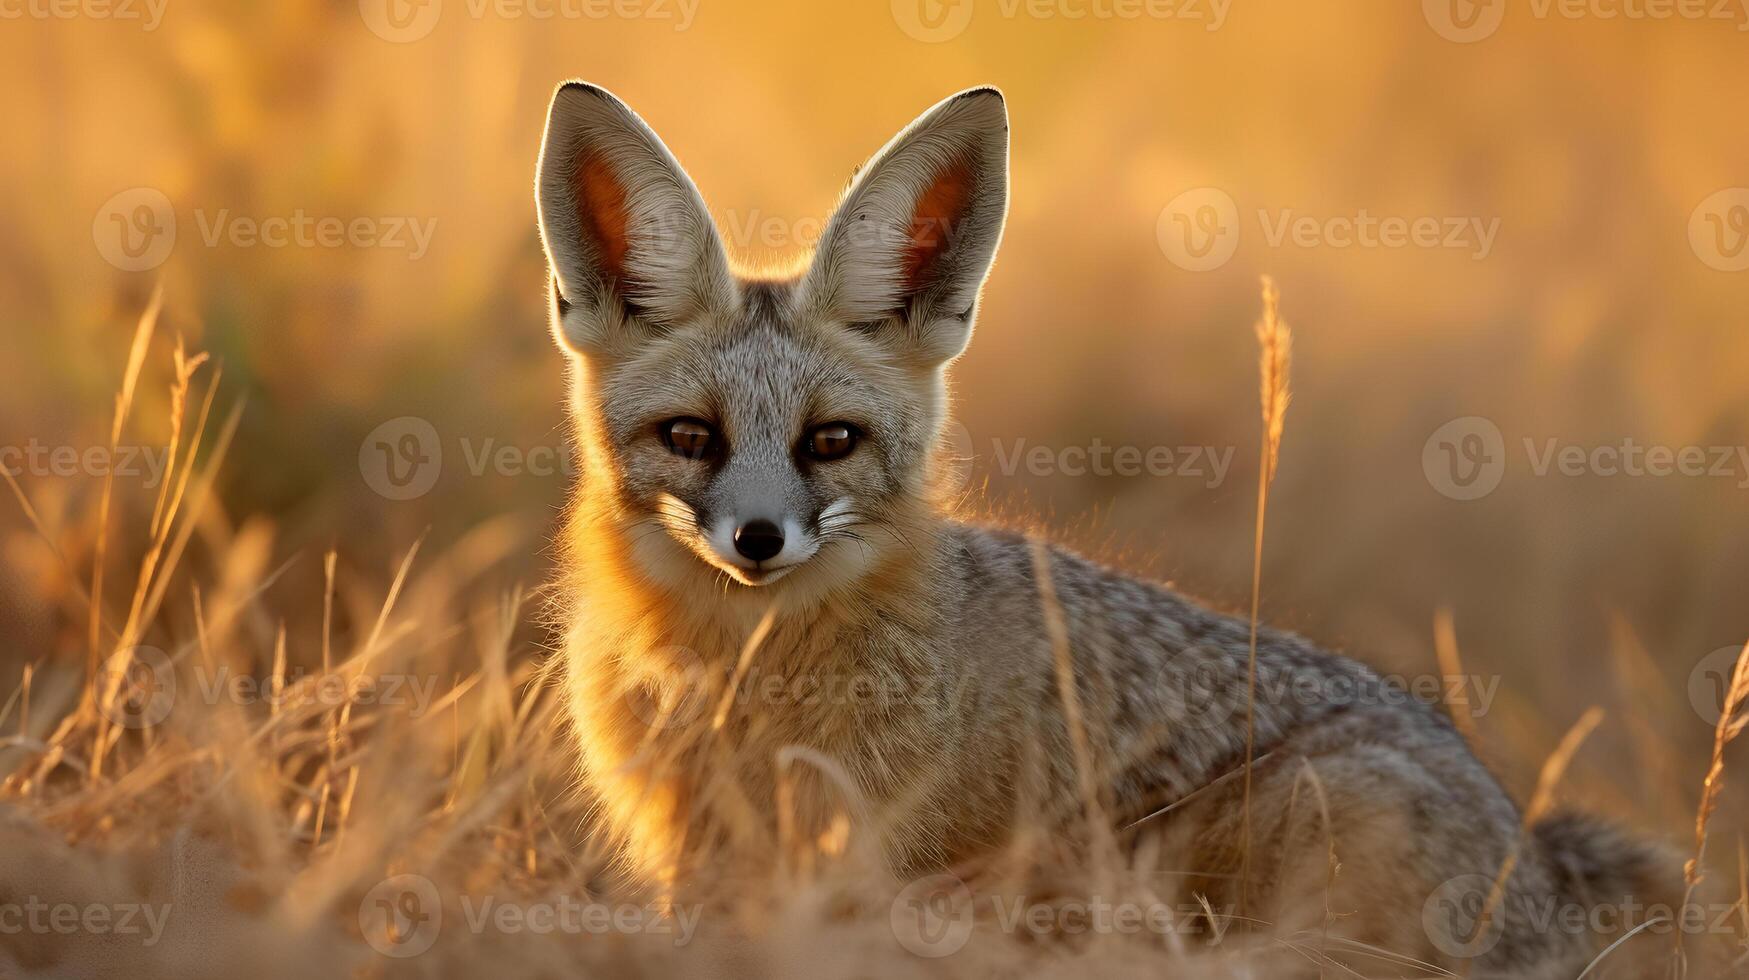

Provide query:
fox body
left=535, top=83, right=1679, bottom=976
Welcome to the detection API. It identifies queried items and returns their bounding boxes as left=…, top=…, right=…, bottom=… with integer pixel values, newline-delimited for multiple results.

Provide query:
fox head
left=536, top=82, right=1008, bottom=597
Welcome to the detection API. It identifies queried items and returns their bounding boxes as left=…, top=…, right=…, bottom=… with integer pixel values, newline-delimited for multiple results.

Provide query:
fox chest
left=567, top=621, right=948, bottom=809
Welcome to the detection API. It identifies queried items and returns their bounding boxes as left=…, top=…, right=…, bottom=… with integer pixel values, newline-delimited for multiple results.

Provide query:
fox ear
left=535, top=82, right=735, bottom=359
left=801, top=88, right=1009, bottom=366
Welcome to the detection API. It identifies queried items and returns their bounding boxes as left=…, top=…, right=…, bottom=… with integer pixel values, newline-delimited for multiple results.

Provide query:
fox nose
left=732, top=520, right=785, bottom=563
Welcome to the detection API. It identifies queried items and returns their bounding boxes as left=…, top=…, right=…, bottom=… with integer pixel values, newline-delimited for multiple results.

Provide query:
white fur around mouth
left=711, top=530, right=818, bottom=587
left=723, top=564, right=797, bottom=587
left=651, top=494, right=818, bottom=587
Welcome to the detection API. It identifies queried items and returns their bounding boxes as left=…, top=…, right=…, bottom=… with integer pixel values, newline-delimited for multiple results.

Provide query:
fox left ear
left=535, top=82, right=735, bottom=361
left=801, top=88, right=1009, bottom=366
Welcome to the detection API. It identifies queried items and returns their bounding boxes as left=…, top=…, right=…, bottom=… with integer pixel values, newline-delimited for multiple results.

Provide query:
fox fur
left=534, top=81, right=1685, bottom=977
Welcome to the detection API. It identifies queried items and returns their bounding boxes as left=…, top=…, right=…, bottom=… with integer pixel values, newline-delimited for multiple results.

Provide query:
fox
left=534, top=82, right=1687, bottom=977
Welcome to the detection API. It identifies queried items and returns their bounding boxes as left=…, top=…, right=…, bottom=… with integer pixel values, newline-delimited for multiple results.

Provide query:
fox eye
left=804, top=423, right=859, bottom=462
left=662, top=418, right=717, bottom=460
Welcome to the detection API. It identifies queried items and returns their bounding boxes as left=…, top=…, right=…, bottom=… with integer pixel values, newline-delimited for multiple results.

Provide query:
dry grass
left=1, top=290, right=1745, bottom=979
left=1471, top=706, right=1605, bottom=973
left=1675, top=640, right=1749, bottom=975
left=4, top=6, right=1749, bottom=973
left=1241, top=275, right=1293, bottom=913
left=0, top=298, right=1267, bottom=979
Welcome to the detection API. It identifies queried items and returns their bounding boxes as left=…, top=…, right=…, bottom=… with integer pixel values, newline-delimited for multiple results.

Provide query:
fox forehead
left=593, top=278, right=923, bottom=447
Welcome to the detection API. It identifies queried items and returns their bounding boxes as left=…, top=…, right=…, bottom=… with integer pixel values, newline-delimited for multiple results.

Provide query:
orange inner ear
left=573, top=151, right=632, bottom=292
left=902, top=160, right=976, bottom=293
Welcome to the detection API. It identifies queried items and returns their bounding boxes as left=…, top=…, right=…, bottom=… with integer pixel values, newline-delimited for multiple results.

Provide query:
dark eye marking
left=661, top=417, right=719, bottom=460
left=802, top=422, right=860, bottom=462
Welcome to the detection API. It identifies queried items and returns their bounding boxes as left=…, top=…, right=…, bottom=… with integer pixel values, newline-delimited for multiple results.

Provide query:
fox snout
left=708, top=514, right=808, bottom=584
left=697, top=505, right=815, bottom=586
left=659, top=444, right=832, bottom=585
left=662, top=491, right=846, bottom=587
left=731, top=519, right=784, bottom=562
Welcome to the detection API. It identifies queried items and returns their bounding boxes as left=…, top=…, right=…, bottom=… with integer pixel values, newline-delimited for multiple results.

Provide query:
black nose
left=733, top=520, right=785, bottom=563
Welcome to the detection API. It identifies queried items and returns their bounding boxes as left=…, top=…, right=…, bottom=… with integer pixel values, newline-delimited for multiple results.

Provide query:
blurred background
left=1, top=0, right=1745, bottom=833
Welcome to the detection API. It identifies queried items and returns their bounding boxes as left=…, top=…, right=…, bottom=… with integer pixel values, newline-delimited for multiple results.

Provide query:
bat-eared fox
left=534, top=81, right=1686, bottom=977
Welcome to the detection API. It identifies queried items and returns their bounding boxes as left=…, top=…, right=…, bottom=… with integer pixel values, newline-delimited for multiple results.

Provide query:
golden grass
left=1675, top=640, right=1749, bottom=975
left=1029, top=537, right=1118, bottom=890
left=1469, top=706, right=1606, bottom=973
left=1433, top=609, right=1478, bottom=745
left=1, top=291, right=1745, bottom=979
left=1241, top=274, right=1293, bottom=912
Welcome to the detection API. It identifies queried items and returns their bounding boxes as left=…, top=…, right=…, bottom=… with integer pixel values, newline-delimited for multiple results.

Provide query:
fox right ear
left=535, top=82, right=735, bottom=360
left=800, top=88, right=1009, bottom=367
